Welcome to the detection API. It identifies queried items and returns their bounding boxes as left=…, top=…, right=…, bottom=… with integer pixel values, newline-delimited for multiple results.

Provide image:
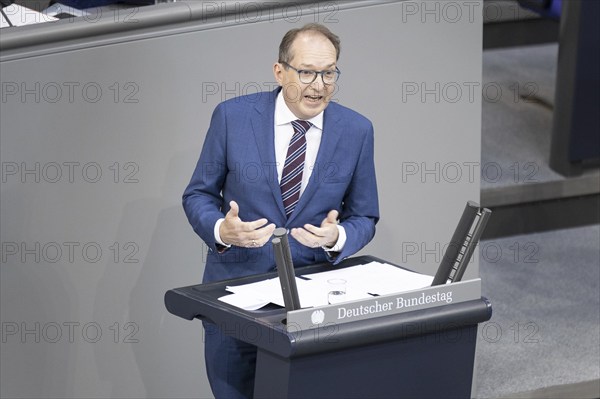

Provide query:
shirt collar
left=275, top=90, right=323, bottom=130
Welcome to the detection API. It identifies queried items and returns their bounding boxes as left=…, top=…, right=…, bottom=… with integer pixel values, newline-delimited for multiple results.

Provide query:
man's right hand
left=219, top=201, right=276, bottom=248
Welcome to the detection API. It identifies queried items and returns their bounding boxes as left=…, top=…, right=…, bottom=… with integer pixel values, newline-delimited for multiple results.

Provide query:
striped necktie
left=280, top=120, right=312, bottom=218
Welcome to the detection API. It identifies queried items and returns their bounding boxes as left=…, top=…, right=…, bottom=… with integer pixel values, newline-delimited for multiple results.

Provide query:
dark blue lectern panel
left=165, top=256, right=492, bottom=398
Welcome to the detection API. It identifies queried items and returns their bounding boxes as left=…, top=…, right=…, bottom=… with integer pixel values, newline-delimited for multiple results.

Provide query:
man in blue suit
left=183, top=23, right=379, bottom=398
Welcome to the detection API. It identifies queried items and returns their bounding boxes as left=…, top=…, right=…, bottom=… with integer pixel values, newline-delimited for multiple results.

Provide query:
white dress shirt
left=274, top=90, right=323, bottom=194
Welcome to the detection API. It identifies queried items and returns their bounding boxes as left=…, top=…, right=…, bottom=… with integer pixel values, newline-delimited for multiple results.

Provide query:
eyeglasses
left=280, top=61, right=341, bottom=85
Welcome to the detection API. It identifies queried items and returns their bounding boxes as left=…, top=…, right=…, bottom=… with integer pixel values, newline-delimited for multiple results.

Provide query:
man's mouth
left=304, top=94, right=323, bottom=102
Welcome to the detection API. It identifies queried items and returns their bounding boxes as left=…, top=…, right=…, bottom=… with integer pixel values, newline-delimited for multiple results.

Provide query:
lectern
left=165, top=255, right=492, bottom=398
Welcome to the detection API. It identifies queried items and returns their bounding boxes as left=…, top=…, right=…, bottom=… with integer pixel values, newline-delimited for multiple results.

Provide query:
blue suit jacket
left=183, top=88, right=379, bottom=283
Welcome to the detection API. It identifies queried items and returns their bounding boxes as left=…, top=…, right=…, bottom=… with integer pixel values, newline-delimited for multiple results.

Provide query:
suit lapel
left=287, top=104, right=343, bottom=225
left=251, top=89, right=287, bottom=219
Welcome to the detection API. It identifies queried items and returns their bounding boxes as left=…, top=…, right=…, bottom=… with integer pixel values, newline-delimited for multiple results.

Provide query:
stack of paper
left=218, top=261, right=434, bottom=311
left=1, top=4, right=58, bottom=29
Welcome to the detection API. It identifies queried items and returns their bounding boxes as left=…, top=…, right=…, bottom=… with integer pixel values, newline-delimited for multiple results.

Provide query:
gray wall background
left=0, top=1, right=482, bottom=397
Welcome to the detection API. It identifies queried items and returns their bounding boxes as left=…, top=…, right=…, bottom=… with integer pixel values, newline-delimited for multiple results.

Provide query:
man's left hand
left=291, top=210, right=339, bottom=248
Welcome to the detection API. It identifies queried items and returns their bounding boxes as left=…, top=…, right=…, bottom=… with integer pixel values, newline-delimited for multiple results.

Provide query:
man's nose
left=309, top=76, right=325, bottom=90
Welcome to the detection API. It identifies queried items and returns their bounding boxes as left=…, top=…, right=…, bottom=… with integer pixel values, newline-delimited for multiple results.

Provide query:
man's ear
left=273, top=62, right=284, bottom=85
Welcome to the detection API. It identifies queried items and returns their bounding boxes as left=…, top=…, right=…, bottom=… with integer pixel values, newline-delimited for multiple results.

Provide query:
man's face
left=274, top=33, right=338, bottom=120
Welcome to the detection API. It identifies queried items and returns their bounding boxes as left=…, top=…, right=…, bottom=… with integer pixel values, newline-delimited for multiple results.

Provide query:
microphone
left=272, top=227, right=301, bottom=311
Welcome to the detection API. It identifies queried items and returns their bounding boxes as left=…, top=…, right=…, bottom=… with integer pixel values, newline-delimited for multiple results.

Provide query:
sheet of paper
left=296, top=279, right=372, bottom=307
left=218, top=292, right=270, bottom=311
left=1, top=13, right=10, bottom=29
left=0, top=4, right=58, bottom=28
left=302, top=261, right=433, bottom=295
left=226, top=277, right=333, bottom=308
left=221, top=262, right=434, bottom=310
left=226, top=278, right=284, bottom=305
